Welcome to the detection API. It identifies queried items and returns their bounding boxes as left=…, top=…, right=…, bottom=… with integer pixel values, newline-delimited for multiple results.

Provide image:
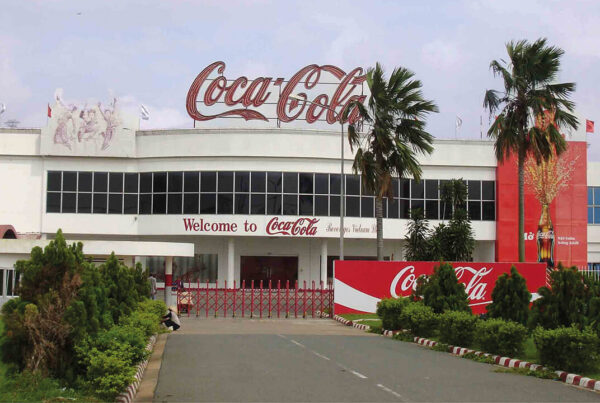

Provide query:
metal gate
left=176, top=279, right=333, bottom=318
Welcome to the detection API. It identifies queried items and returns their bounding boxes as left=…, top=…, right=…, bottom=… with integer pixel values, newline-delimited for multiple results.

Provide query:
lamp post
left=289, top=95, right=345, bottom=262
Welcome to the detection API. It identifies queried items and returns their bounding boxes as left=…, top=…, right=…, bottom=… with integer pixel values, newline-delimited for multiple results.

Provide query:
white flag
left=140, top=104, right=150, bottom=120
left=455, top=116, right=463, bottom=129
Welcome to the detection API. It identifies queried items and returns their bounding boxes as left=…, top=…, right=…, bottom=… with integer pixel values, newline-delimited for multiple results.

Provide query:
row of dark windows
left=46, top=171, right=496, bottom=221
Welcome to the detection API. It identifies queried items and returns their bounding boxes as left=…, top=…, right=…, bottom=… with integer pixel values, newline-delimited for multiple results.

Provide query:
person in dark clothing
left=161, top=306, right=181, bottom=331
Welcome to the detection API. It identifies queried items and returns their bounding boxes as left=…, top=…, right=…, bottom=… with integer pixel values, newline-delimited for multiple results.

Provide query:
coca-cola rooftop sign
left=186, top=61, right=367, bottom=124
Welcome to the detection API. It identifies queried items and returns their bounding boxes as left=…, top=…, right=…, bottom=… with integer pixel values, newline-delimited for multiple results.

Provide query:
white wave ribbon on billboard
left=334, top=278, right=380, bottom=313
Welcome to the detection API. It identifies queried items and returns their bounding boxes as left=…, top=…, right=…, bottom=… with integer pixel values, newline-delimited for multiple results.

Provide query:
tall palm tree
left=347, top=63, right=438, bottom=260
left=483, top=38, right=578, bottom=262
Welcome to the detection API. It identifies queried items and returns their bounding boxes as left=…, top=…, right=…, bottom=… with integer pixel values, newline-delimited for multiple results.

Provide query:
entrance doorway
left=240, top=256, right=298, bottom=287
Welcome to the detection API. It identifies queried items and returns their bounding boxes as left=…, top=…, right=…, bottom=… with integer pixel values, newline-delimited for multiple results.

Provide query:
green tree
left=440, top=179, right=467, bottom=220
left=421, top=262, right=470, bottom=314
left=347, top=63, right=438, bottom=260
left=483, top=38, right=578, bottom=261
left=442, top=209, right=475, bottom=261
left=101, top=254, right=147, bottom=324
left=404, top=209, right=431, bottom=260
left=486, top=266, right=531, bottom=324
left=529, top=263, right=586, bottom=329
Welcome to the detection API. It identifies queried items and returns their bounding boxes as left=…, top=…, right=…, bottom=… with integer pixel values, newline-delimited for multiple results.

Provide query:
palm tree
left=483, top=38, right=578, bottom=262
left=347, top=63, right=438, bottom=260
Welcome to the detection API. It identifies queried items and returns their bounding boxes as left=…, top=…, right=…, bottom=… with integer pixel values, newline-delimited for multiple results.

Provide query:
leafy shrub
left=529, top=264, right=586, bottom=330
left=422, top=262, right=470, bottom=314
left=120, top=310, right=160, bottom=338
left=486, top=266, right=530, bottom=325
left=376, top=298, right=410, bottom=330
left=138, top=299, right=167, bottom=320
left=533, top=326, right=600, bottom=373
left=399, top=302, right=438, bottom=337
left=438, top=311, right=478, bottom=346
left=80, top=348, right=137, bottom=401
left=475, top=318, right=527, bottom=356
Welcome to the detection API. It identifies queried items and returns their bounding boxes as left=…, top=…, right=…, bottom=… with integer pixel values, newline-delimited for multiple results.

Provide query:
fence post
left=294, top=280, right=298, bottom=318
left=277, top=280, right=281, bottom=318
left=303, top=281, right=307, bottom=318
left=311, top=280, right=315, bottom=318
left=242, top=280, right=246, bottom=318
left=214, top=280, right=218, bottom=318
left=250, top=280, right=255, bottom=318
left=205, top=280, right=209, bottom=318
left=196, top=278, right=200, bottom=317
left=268, top=280, right=272, bottom=318
left=259, top=280, right=264, bottom=319
left=286, top=280, right=290, bottom=318
left=224, top=280, right=228, bottom=318
left=233, top=280, right=236, bottom=318
left=319, top=281, right=324, bottom=317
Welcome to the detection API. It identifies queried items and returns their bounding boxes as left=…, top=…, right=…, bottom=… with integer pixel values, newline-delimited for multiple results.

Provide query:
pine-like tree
left=404, top=208, right=431, bottom=261
left=486, top=266, right=531, bottom=324
left=422, top=262, right=471, bottom=313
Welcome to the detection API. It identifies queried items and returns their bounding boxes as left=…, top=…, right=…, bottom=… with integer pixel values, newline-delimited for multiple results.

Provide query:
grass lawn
left=0, top=320, right=97, bottom=402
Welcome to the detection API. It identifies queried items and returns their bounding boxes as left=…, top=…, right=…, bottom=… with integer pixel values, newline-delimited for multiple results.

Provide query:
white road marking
left=290, top=339, right=305, bottom=348
left=310, top=350, right=331, bottom=361
left=350, top=370, right=368, bottom=379
left=377, top=383, right=405, bottom=400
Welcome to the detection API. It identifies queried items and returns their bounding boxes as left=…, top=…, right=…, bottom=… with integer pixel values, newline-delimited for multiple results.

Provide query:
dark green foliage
left=583, top=274, right=600, bottom=333
left=533, top=326, right=600, bottom=373
left=376, top=298, right=410, bottom=330
left=399, top=302, right=438, bottom=337
left=421, top=262, right=470, bottom=314
left=101, top=254, right=144, bottom=324
left=438, top=311, right=478, bottom=346
left=441, top=209, right=475, bottom=262
left=529, top=264, right=586, bottom=329
left=440, top=179, right=467, bottom=220
left=487, top=266, right=531, bottom=325
left=404, top=209, right=431, bottom=261
left=476, top=319, right=528, bottom=356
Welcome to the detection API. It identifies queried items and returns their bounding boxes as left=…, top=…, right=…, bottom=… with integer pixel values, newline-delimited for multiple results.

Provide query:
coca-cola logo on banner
left=186, top=61, right=367, bottom=124
left=334, top=261, right=546, bottom=315
left=266, top=217, right=319, bottom=236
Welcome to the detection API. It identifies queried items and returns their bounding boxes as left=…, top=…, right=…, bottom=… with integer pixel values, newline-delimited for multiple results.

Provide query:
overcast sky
left=1, top=0, right=599, bottom=159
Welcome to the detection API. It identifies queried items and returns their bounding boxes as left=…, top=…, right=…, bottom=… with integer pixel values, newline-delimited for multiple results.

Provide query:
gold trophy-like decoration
left=524, top=110, right=577, bottom=274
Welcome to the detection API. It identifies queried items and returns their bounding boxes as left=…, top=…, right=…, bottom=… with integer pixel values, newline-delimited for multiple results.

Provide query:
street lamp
left=289, top=94, right=345, bottom=262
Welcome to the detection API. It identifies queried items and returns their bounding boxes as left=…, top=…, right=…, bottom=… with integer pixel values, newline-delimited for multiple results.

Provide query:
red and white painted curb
left=332, top=315, right=600, bottom=392
left=115, top=334, right=157, bottom=403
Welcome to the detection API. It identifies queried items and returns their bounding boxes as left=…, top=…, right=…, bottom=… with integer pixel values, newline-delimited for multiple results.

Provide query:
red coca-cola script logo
left=266, top=217, right=319, bottom=236
left=186, top=61, right=367, bottom=124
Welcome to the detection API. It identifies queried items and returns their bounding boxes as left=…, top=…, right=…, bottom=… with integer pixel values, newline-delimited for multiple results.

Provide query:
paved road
left=154, top=318, right=599, bottom=402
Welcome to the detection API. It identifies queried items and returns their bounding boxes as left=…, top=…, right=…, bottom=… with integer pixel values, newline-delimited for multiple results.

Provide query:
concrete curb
left=331, top=315, right=600, bottom=392
left=115, top=334, right=157, bottom=403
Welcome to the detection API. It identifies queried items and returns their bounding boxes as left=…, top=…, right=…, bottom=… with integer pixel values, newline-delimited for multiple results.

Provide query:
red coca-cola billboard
left=496, top=141, right=588, bottom=270
left=334, top=261, right=546, bottom=315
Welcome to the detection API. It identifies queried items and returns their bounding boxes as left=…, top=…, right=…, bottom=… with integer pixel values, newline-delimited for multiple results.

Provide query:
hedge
left=376, top=298, right=410, bottom=330
left=533, top=325, right=600, bottom=373
left=438, top=311, right=478, bottom=346
left=475, top=319, right=527, bottom=356
left=399, top=302, right=438, bottom=337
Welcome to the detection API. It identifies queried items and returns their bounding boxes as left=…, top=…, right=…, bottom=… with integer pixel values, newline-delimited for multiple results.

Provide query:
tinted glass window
left=468, top=201, right=481, bottom=220
left=400, top=199, right=410, bottom=219
left=94, top=172, right=108, bottom=192
left=400, top=179, right=410, bottom=198
left=425, top=200, right=438, bottom=219
left=346, top=175, right=360, bottom=195
left=315, top=195, right=328, bottom=216
left=78, top=172, right=92, bottom=192
left=183, top=194, right=199, bottom=214
left=140, top=173, right=153, bottom=193
left=93, top=193, right=107, bottom=213
left=63, top=171, right=77, bottom=192
left=411, top=180, right=424, bottom=199
left=267, top=172, right=282, bottom=193
left=124, top=173, right=138, bottom=193
left=596, top=207, right=600, bottom=224
left=425, top=180, right=438, bottom=199
left=78, top=193, right=92, bottom=213
left=217, top=193, right=233, bottom=214
left=330, top=175, right=341, bottom=194
left=330, top=196, right=340, bottom=216
left=595, top=188, right=600, bottom=205
left=315, top=174, right=328, bottom=194
left=468, top=181, right=481, bottom=200
left=391, top=178, right=399, bottom=198
left=218, top=172, right=233, bottom=192
left=153, top=194, right=166, bottom=214
left=124, top=194, right=138, bottom=214
left=235, top=172, right=250, bottom=192
left=411, top=199, right=424, bottom=214
left=109, top=172, right=123, bottom=193
left=361, top=197, right=374, bottom=217
left=48, top=171, right=61, bottom=191
left=267, top=194, right=281, bottom=215
left=251, top=194, right=265, bottom=214
left=346, top=196, right=360, bottom=217
left=299, top=195, right=313, bottom=215
left=184, top=172, right=199, bottom=193
left=62, top=192, right=76, bottom=213
left=235, top=194, right=249, bottom=214
left=482, top=201, right=495, bottom=220
left=283, top=173, right=298, bottom=193
left=251, top=172, right=266, bottom=192
left=482, top=181, right=495, bottom=200
left=283, top=194, right=297, bottom=215
left=589, top=207, right=594, bottom=223
left=168, top=194, right=182, bottom=214
left=201, top=172, right=217, bottom=192
left=153, top=172, right=167, bottom=193
left=299, top=173, right=313, bottom=194
left=139, top=194, right=152, bottom=214
left=200, top=194, right=216, bottom=214
left=388, top=198, right=399, bottom=218
left=109, top=194, right=123, bottom=214
left=589, top=187, right=594, bottom=205
left=168, top=172, right=183, bottom=193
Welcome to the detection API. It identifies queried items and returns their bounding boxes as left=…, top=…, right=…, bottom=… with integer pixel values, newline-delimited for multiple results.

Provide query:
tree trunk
left=518, top=147, right=526, bottom=262
left=375, top=197, right=384, bottom=260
